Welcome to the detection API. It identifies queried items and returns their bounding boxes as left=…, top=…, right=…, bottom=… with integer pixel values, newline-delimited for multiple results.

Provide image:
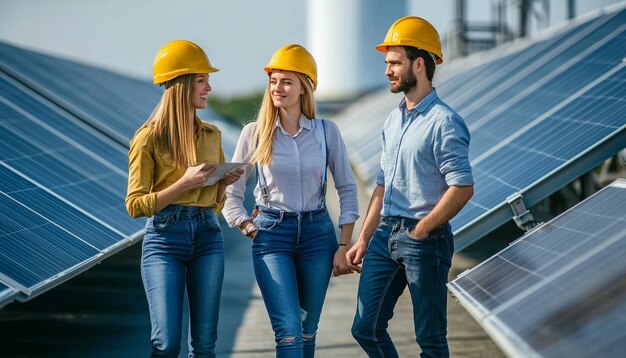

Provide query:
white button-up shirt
left=223, top=116, right=359, bottom=228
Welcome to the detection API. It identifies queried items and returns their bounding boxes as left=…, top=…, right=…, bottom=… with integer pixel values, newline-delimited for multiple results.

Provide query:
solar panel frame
left=0, top=281, right=18, bottom=308
left=448, top=179, right=626, bottom=357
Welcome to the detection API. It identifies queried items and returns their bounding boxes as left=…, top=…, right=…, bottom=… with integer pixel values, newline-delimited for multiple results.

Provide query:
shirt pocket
left=198, top=143, right=221, bottom=164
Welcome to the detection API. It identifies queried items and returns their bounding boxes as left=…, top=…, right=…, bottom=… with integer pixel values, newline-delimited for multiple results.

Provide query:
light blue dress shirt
left=376, top=88, right=473, bottom=220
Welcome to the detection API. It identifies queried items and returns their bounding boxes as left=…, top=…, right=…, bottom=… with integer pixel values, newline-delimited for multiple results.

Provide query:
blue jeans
left=141, top=205, right=225, bottom=357
left=252, top=206, right=337, bottom=358
left=352, top=216, right=454, bottom=358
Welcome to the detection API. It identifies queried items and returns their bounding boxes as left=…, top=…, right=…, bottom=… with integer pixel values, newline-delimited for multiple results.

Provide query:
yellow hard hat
left=376, top=16, right=443, bottom=65
left=153, top=40, right=219, bottom=84
left=264, top=44, right=318, bottom=89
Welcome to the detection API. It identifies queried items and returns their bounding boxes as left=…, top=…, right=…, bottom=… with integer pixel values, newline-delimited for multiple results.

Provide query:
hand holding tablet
left=203, top=163, right=250, bottom=186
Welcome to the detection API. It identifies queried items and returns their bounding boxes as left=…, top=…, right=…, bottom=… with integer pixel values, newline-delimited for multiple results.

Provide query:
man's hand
left=409, top=224, right=429, bottom=239
left=345, top=241, right=367, bottom=273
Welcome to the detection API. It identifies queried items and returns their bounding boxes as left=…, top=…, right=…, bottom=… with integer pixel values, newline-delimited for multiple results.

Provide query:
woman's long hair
left=136, top=74, right=197, bottom=167
left=250, top=72, right=316, bottom=166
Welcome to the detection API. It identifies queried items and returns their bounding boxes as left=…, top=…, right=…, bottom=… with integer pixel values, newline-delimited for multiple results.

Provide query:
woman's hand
left=219, top=168, right=245, bottom=186
left=154, top=163, right=216, bottom=213
left=333, top=246, right=353, bottom=276
left=179, top=163, right=216, bottom=190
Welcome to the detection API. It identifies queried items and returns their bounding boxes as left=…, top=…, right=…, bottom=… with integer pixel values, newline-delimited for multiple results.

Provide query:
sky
left=0, top=0, right=621, bottom=97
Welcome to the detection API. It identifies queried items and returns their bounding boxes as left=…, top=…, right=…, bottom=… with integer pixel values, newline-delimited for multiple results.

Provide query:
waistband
left=381, top=215, right=450, bottom=234
left=157, top=204, right=215, bottom=217
left=255, top=205, right=327, bottom=219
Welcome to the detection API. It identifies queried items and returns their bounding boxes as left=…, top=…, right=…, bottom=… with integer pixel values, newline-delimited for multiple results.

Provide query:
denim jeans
left=141, top=205, right=225, bottom=357
left=252, top=205, right=338, bottom=358
left=351, top=216, right=454, bottom=358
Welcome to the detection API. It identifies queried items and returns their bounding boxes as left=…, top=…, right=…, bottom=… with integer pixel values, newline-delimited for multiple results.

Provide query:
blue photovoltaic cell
left=0, top=75, right=143, bottom=236
left=0, top=41, right=240, bottom=155
left=448, top=180, right=626, bottom=357
left=0, top=166, right=123, bottom=250
left=0, top=192, right=100, bottom=290
left=0, top=42, right=161, bottom=142
left=449, top=10, right=625, bottom=123
left=438, top=14, right=599, bottom=108
left=451, top=63, right=626, bottom=232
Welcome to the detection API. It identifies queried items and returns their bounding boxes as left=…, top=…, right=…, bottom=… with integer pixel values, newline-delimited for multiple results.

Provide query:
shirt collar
left=275, top=114, right=313, bottom=133
left=398, top=88, right=439, bottom=115
left=195, top=116, right=216, bottom=133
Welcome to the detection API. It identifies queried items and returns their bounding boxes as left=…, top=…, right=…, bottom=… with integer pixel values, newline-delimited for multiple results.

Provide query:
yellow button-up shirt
left=126, top=117, right=226, bottom=218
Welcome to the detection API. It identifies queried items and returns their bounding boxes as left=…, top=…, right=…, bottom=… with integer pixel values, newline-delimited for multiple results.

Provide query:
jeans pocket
left=203, top=211, right=221, bottom=231
left=403, top=228, right=433, bottom=242
left=147, top=212, right=176, bottom=230
left=253, top=214, right=281, bottom=231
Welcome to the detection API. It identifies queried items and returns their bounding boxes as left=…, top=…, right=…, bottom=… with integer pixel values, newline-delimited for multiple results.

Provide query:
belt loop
left=175, top=205, right=181, bottom=221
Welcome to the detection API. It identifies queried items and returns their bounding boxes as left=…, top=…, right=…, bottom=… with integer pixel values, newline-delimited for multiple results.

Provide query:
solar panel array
left=335, top=4, right=626, bottom=250
left=0, top=42, right=239, bottom=151
left=448, top=179, right=626, bottom=357
left=0, top=42, right=239, bottom=308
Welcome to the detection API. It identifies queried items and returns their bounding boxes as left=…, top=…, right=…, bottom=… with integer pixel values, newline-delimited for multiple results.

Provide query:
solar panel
left=0, top=41, right=240, bottom=155
left=0, top=71, right=142, bottom=302
left=437, top=11, right=603, bottom=108
left=334, top=5, right=626, bottom=250
left=448, top=179, right=626, bottom=357
left=0, top=42, right=159, bottom=144
left=0, top=74, right=140, bottom=236
left=453, top=44, right=626, bottom=249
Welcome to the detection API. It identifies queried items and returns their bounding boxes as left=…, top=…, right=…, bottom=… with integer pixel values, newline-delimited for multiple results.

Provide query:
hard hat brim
left=153, top=66, right=219, bottom=85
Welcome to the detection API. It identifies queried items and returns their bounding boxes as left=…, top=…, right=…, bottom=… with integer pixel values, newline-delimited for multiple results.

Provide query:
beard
left=389, top=68, right=417, bottom=94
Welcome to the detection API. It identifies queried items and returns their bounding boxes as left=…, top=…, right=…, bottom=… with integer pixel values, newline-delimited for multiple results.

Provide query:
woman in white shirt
left=223, top=44, right=359, bottom=358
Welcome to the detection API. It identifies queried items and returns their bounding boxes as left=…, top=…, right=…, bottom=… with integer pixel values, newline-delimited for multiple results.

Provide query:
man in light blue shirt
left=347, top=16, right=474, bottom=358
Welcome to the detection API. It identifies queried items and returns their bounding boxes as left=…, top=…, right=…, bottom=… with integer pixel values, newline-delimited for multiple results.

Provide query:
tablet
left=204, top=163, right=250, bottom=186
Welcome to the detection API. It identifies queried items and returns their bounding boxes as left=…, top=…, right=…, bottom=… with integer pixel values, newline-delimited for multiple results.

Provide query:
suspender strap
left=313, top=119, right=329, bottom=209
left=255, top=163, right=271, bottom=208
left=255, top=118, right=329, bottom=209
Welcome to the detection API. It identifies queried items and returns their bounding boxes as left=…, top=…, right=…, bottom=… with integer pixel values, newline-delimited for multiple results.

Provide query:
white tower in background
left=307, top=0, right=407, bottom=102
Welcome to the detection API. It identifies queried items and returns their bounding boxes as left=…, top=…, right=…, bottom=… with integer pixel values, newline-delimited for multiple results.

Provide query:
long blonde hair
left=137, top=74, right=197, bottom=167
left=250, top=72, right=316, bottom=165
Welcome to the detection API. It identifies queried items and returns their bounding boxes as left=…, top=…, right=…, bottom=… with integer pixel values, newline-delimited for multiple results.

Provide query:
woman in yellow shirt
left=126, top=40, right=242, bottom=357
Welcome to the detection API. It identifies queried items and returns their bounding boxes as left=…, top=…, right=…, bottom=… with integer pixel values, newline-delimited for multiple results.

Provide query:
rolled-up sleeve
left=376, top=128, right=387, bottom=186
left=125, top=130, right=157, bottom=218
left=326, top=121, right=359, bottom=227
left=223, top=123, right=256, bottom=228
left=434, top=115, right=474, bottom=187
